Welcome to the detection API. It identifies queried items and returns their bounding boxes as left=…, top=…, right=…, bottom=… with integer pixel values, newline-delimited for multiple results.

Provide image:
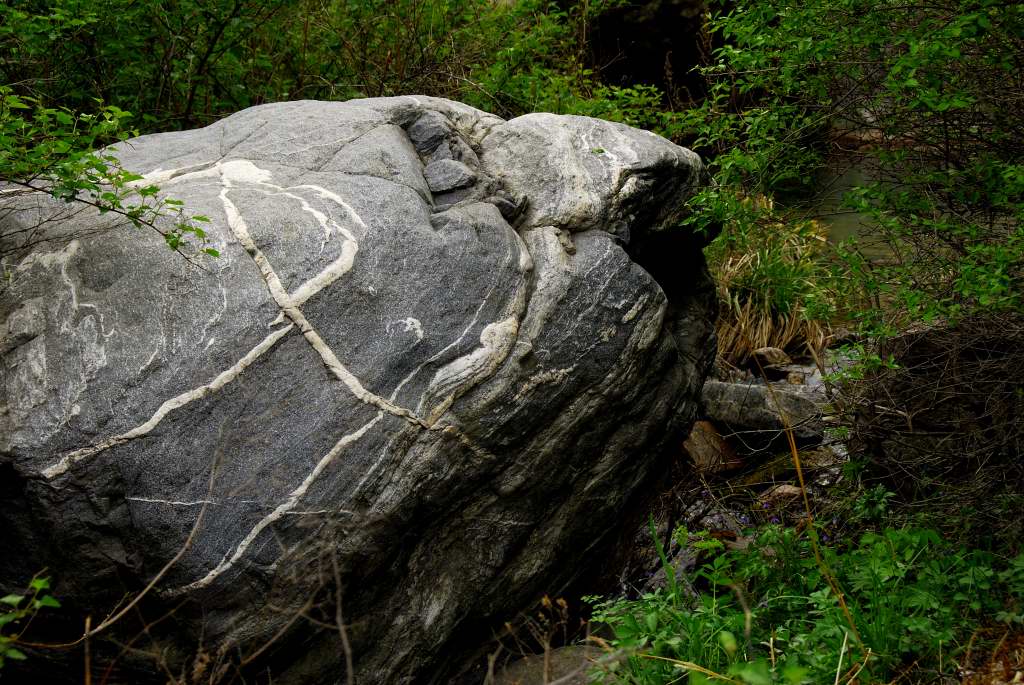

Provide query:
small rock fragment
left=751, top=346, right=791, bottom=367
left=702, top=379, right=826, bottom=442
left=759, top=483, right=803, bottom=505
left=407, top=110, right=451, bottom=153
left=424, top=158, right=477, bottom=193
left=683, top=420, right=742, bottom=474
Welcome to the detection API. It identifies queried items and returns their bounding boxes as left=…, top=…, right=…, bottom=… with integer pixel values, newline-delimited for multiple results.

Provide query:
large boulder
left=0, top=97, right=716, bottom=682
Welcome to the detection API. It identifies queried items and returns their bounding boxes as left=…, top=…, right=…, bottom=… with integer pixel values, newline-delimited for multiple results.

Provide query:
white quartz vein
left=246, top=184, right=361, bottom=306
left=215, top=163, right=426, bottom=428
left=621, top=294, right=649, bottom=324
left=389, top=317, right=424, bottom=342
left=513, top=364, right=577, bottom=402
left=173, top=412, right=383, bottom=592
left=126, top=497, right=354, bottom=517
left=349, top=295, right=496, bottom=498
left=424, top=317, right=519, bottom=424
left=41, top=324, right=295, bottom=479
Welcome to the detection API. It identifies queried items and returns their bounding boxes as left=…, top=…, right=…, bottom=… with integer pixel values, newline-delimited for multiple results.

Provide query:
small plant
left=850, top=485, right=895, bottom=523
left=588, top=526, right=1024, bottom=684
left=1, top=89, right=217, bottom=263
left=696, top=193, right=837, bottom=364
left=0, top=575, right=60, bottom=668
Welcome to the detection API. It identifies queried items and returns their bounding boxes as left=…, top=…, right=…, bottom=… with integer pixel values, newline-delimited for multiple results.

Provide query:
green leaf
left=719, top=630, right=739, bottom=657
left=644, top=611, right=658, bottom=632
left=782, top=664, right=810, bottom=684
left=730, top=659, right=772, bottom=685
left=36, top=595, right=61, bottom=609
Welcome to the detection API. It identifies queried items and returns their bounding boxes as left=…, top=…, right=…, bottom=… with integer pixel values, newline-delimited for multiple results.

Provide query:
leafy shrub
left=0, top=576, right=60, bottom=669
left=588, top=526, right=1024, bottom=684
left=0, top=89, right=215, bottom=267
left=0, top=0, right=626, bottom=131
left=682, top=0, right=1024, bottom=336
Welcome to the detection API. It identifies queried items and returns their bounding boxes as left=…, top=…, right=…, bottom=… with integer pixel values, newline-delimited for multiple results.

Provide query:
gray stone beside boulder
left=702, top=375, right=828, bottom=443
left=0, top=97, right=715, bottom=683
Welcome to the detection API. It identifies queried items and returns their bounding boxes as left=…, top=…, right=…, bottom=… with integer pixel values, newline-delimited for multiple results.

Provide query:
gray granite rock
left=702, top=378, right=827, bottom=442
left=0, top=96, right=715, bottom=683
left=424, top=158, right=478, bottom=193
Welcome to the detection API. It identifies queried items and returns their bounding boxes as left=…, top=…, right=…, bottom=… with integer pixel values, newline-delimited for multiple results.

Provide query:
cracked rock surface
left=0, top=96, right=716, bottom=683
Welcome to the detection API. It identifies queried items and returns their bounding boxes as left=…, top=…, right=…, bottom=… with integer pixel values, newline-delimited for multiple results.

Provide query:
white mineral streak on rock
left=214, top=161, right=427, bottom=427
left=627, top=297, right=666, bottom=352
left=8, top=242, right=115, bottom=444
left=349, top=296, right=499, bottom=498
left=197, top=285, right=228, bottom=344
left=538, top=238, right=615, bottom=356
left=22, top=241, right=112, bottom=339
left=621, top=294, right=649, bottom=324
left=41, top=323, right=295, bottom=479
left=347, top=290, right=522, bottom=500
left=288, top=240, right=357, bottom=306
left=0, top=299, right=49, bottom=437
left=127, top=497, right=228, bottom=507
left=543, top=119, right=602, bottom=230
left=53, top=241, right=83, bottom=311
left=513, top=365, right=577, bottom=402
left=0, top=299, right=44, bottom=355
left=174, top=412, right=383, bottom=592
left=424, top=317, right=519, bottom=424
left=14, top=240, right=81, bottom=272
left=126, top=497, right=355, bottom=516
left=517, top=229, right=573, bottom=346
left=389, top=317, right=424, bottom=341
left=359, top=271, right=523, bottom=492
left=3, top=338, right=47, bottom=442
left=423, top=589, right=448, bottom=628
left=245, top=181, right=364, bottom=306
left=128, top=161, right=220, bottom=186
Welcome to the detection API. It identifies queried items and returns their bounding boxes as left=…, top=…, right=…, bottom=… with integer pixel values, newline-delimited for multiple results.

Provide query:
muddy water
left=813, top=164, right=892, bottom=260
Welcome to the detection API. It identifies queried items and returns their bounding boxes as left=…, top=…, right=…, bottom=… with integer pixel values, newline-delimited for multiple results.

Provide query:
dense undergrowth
left=581, top=2, right=1024, bottom=679
left=589, top=524, right=1024, bottom=684
left=2, top=0, right=1023, bottom=682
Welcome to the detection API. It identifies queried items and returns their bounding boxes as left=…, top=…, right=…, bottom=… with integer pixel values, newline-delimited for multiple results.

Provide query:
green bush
left=683, top=0, right=1024, bottom=338
left=588, top=526, right=1024, bottom=684
left=0, top=0, right=628, bottom=132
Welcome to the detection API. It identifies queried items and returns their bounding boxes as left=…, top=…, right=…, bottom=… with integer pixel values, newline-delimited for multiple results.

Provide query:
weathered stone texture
left=1, top=96, right=715, bottom=683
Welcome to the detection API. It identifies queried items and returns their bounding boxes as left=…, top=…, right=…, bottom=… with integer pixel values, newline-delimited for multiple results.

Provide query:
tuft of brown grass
left=707, top=199, right=836, bottom=364
left=714, top=294, right=830, bottom=365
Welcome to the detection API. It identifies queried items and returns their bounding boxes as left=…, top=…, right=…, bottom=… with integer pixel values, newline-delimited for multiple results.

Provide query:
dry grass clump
left=706, top=195, right=836, bottom=364
left=841, top=314, right=1024, bottom=544
left=714, top=285, right=831, bottom=365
